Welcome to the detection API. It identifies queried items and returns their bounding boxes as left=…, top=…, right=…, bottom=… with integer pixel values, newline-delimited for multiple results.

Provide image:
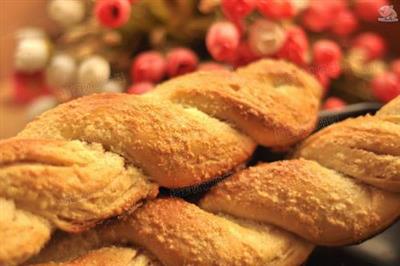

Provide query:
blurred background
left=1, top=0, right=400, bottom=139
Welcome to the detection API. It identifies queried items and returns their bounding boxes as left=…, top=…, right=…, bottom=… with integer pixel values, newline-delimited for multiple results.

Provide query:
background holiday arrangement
left=0, top=0, right=400, bottom=139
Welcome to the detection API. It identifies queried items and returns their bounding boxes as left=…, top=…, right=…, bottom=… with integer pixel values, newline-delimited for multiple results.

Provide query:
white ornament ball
left=77, top=55, right=110, bottom=95
left=47, top=0, right=85, bottom=28
left=15, top=38, right=49, bottom=73
left=46, top=54, right=77, bottom=88
left=248, top=19, right=286, bottom=56
left=27, top=96, right=58, bottom=121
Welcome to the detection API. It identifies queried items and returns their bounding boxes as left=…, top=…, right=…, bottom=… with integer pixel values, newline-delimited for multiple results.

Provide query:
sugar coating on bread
left=29, top=198, right=313, bottom=266
left=0, top=59, right=324, bottom=265
left=17, top=96, right=400, bottom=264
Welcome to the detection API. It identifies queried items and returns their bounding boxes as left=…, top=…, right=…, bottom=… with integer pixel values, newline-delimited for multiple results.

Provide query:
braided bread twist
left=25, top=97, right=400, bottom=265
left=27, top=97, right=400, bottom=266
left=0, top=59, right=322, bottom=266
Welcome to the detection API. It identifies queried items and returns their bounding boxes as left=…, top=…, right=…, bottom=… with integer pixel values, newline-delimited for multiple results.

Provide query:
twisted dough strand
left=32, top=246, right=161, bottom=266
left=0, top=59, right=321, bottom=266
left=28, top=97, right=400, bottom=265
left=151, top=59, right=321, bottom=148
left=201, top=96, right=400, bottom=245
left=29, top=198, right=313, bottom=266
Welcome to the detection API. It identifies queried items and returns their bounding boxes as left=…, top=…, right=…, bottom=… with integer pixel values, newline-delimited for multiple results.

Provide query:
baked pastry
left=201, top=96, right=400, bottom=246
left=28, top=96, right=400, bottom=266
left=0, top=59, right=321, bottom=266
left=28, top=198, right=313, bottom=266
left=31, top=246, right=161, bottom=266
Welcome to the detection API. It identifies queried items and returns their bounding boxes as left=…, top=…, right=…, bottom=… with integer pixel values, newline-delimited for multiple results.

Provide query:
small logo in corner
left=378, top=5, right=398, bottom=22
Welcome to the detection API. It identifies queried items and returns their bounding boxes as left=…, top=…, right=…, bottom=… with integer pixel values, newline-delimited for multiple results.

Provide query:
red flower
left=302, top=0, right=347, bottom=32
left=313, top=40, right=342, bottom=78
left=310, top=67, right=331, bottom=93
left=230, top=41, right=260, bottom=68
left=206, top=21, right=240, bottom=62
left=331, top=9, right=359, bottom=36
left=166, top=48, right=198, bottom=77
left=353, top=32, right=387, bottom=60
left=323, top=97, right=347, bottom=110
left=257, top=0, right=295, bottom=20
left=95, top=0, right=131, bottom=28
left=131, top=51, right=166, bottom=83
left=221, top=0, right=256, bottom=20
left=276, top=26, right=309, bottom=66
left=371, top=72, right=400, bottom=103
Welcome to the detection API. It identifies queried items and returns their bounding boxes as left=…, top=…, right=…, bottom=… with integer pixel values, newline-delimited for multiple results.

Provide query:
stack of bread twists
left=0, top=59, right=399, bottom=266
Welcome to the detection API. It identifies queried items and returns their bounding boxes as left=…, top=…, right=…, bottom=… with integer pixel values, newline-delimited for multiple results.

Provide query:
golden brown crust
left=0, top=59, right=323, bottom=265
left=115, top=198, right=313, bottom=266
left=17, top=94, right=256, bottom=188
left=377, top=95, right=400, bottom=116
left=24, top=94, right=400, bottom=263
left=293, top=106, right=400, bottom=192
left=30, top=246, right=161, bottom=266
left=200, top=160, right=400, bottom=246
left=0, top=139, right=157, bottom=265
left=31, top=198, right=313, bottom=266
left=200, top=96, right=400, bottom=246
left=152, top=60, right=321, bottom=149
left=0, top=199, right=52, bottom=266
left=17, top=92, right=400, bottom=265
left=0, top=138, right=158, bottom=232
left=26, top=225, right=160, bottom=266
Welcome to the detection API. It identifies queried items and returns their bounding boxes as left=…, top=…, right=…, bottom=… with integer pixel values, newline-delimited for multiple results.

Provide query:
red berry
left=353, top=32, right=387, bottom=60
left=12, top=71, right=51, bottom=104
left=309, top=64, right=331, bottom=92
left=313, top=40, right=342, bottom=78
left=330, top=0, right=348, bottom=12
left=390, top=59, right=400, bottom=79
left=354, top=0, right=388, bottom=22
left=131, top=51, right=166, bottom=83
left=95, top=0, right=131, bottom=28
left=166, top=48, right=198, bottom=77
left=127, top=82, right=154, bottom=94
left=230, top=41, right=260, bottom=68
left=198, top=62, right=228, bottom=71
left=276, top=26, right=309, bottom=66
left=302, top=0, right=334, bottom=32
left=302, top=0, right=347, bottom=32
left=371, top=72, right=400, bottom=103
left=323, top=97, right=346, bottom=110
left=315, top=70, right=331, bottom=91
left=331, top=9, right=359, bottom=36
left=206, top=21, right=240, bottom=62
left=257, top=0, right=295, bottom=20
left=221, top=0, right=256, bottom=20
